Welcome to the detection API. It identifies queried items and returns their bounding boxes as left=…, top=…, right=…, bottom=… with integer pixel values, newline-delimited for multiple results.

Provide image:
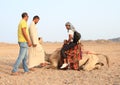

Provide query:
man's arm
left=22, top=28, right=32, bottom=47
left=29, top=24, right=38, bottom=47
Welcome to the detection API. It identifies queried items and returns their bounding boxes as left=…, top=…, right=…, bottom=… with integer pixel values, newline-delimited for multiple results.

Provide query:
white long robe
left=28, top=21, right=45, bottom=68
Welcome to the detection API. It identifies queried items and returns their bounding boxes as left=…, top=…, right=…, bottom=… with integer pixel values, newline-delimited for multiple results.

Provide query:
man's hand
left=33, top=44, right=37, bottom=47
left=27, top=40, right=32, bottom=47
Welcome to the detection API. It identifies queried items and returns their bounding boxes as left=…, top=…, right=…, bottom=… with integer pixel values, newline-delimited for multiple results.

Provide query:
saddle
left=65, top=43, right=82, bottom=70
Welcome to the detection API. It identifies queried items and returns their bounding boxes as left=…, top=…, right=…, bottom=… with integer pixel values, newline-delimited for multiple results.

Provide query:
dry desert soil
left=0, top=41, right=120, bottom=85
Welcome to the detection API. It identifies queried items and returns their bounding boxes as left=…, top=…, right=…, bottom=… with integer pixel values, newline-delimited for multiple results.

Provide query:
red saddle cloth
left=66, top=44, right=82, bottom=70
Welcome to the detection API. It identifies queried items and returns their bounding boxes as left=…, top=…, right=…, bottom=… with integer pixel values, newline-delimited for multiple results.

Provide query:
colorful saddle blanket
left=66, top=43, right=82, bottom=70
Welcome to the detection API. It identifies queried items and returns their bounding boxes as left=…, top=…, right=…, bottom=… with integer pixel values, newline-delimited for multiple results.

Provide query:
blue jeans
left=12, top=42, right=29, bottom=72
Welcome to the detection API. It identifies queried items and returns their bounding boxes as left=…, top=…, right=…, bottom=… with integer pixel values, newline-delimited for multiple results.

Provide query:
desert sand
left=0, top=41, right=120, bottom=85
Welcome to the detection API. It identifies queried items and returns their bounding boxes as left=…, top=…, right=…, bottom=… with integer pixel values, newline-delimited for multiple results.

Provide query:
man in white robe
left=28, top=16, right=45, bottom=70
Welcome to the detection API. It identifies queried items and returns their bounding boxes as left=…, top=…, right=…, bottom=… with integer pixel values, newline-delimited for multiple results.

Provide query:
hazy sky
left=0, top=0, right=120, bottom=43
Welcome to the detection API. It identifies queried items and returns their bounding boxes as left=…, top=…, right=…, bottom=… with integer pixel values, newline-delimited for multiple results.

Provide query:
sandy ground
left=0, top=41, right=120, bottom=85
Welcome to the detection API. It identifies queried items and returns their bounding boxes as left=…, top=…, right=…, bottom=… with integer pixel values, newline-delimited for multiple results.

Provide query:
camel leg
left=83, top=54, right=99, bottom=71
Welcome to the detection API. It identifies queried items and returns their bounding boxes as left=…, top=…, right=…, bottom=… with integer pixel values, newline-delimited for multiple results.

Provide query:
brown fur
left=45, top=49, right=109, bottom=71
left=45, top=48, right=62, bottom=69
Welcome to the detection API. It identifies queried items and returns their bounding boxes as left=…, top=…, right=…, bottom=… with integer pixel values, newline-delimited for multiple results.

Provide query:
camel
left=45, top=47, right=109, bottom=71
left=39, top=38, right=109, bottom=71
left=79, top=53, right=109, bottom=71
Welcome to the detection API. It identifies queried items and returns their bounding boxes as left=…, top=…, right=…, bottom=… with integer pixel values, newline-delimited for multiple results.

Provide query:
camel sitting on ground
left=39, top=38, right=109, bottom=71
left=45, top=45, right=109, bottom=71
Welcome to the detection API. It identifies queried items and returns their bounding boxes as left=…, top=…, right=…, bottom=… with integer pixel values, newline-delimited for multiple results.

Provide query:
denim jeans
left=12, top=42, right=29, bottom=72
